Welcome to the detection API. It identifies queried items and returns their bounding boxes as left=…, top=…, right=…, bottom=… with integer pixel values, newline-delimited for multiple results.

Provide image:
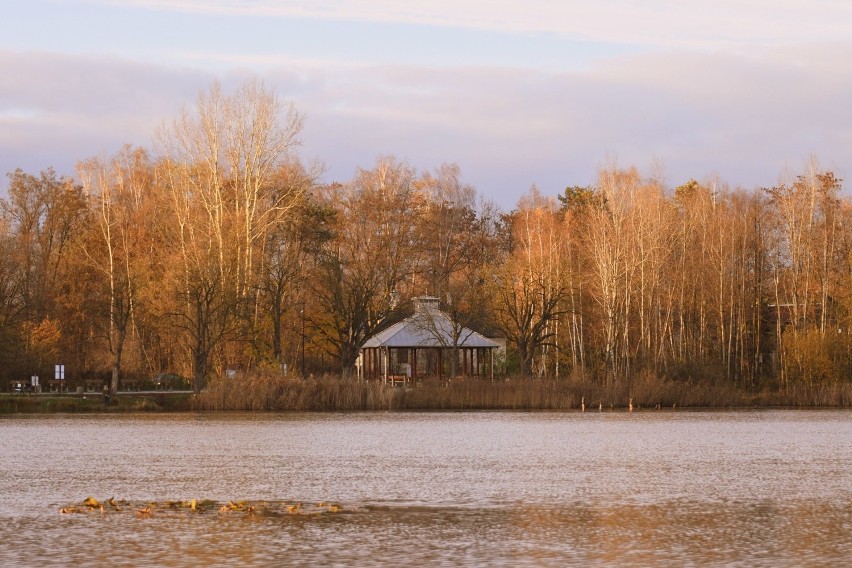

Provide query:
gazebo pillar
left=383, top=346, right=389, bottom=383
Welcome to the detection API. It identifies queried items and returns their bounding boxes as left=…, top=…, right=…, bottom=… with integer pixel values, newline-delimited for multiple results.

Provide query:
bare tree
left=157, top=80, right=304, bottom=391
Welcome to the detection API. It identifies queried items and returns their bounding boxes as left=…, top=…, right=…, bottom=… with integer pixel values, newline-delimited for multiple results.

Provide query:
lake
left=0, top=411, right=849, bottom=566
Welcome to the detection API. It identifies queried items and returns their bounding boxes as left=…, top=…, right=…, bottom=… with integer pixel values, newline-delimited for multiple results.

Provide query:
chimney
left=413, top=296, right=440, bottom=314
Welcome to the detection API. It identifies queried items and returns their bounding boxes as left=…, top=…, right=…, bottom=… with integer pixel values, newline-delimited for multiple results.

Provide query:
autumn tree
left=312, top=158, right=423, bottom=374
left=413, top=164, right=500, bottom=376
left=0, top=221, right=24, bottom=380
left=583, top=168, right=639, bottom=382
left=255, top=167, right=332, bottom=370
left=0, top=168, right=87, bottom=382
left=1, top=169, right=87, bottom=322
left=158, top=80, right=304, bottom=391
left=494, top=187, right=569, bottom=377
left=76, top=146, right=154, bottom=394
left=767, top=162, right=846, bottom=385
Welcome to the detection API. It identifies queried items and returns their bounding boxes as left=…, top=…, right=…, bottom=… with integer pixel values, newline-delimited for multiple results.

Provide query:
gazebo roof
left=362, top=297, right=499, bottom=349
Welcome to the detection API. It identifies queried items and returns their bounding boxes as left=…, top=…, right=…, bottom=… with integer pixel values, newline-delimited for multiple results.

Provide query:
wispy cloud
left=92, top=0, right=852, bottom=49
left=3, top=41, right=852, bottom=205
left=0, top=50, right=211, bottom=178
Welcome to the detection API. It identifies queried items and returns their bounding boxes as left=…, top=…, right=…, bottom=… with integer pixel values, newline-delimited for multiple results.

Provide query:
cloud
left=274, top=50, right=850, bottom=204
left=0, top=50, right=212, bottom=179
left=3, top=44, right=852, bottom=206
left=93, top=0, right=852, bottom=50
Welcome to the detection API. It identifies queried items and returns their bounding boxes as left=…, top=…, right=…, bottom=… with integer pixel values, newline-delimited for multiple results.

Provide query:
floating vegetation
left=59, top=497, right=350, bottom=518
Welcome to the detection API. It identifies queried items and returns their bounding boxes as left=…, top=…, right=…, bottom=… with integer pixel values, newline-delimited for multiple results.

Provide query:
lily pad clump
left=59, top=498, right=349, bottom=517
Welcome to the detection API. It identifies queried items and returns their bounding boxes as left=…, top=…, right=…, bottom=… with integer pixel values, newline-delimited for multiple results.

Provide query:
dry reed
left=191, top=370, right=852, bottom=411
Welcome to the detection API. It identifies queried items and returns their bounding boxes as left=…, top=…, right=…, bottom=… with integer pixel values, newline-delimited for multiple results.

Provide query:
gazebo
left=358, top=296, right=500, bottom=384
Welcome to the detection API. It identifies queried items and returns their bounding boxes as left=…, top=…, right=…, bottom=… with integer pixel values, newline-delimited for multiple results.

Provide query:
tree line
left=1, top=81, right=850, bottom=394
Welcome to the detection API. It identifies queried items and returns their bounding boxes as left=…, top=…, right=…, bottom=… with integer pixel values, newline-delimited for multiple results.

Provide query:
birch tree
left=158, top=80, right=304, bottom=390
left=77, top=147, right=153, bottom=394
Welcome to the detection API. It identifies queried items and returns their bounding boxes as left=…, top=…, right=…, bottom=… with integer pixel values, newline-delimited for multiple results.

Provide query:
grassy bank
left=0, top=392, right=193, bottom=414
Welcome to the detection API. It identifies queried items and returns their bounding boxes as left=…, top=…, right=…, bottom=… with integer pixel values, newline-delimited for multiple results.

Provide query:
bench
left=387, top=375, right=410, bottom=387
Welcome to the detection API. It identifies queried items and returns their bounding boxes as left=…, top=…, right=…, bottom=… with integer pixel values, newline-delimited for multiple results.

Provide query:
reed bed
left=754, top=381, right=852, bottom=407
left=191, top=371, right=852, bottom=412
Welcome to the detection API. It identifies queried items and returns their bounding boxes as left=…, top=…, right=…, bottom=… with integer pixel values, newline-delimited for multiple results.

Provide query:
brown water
left=0, top=411, right=849, bottom=566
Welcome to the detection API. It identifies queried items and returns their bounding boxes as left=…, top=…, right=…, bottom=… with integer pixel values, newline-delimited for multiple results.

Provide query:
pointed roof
left=362, top=297, right=499, bottom=349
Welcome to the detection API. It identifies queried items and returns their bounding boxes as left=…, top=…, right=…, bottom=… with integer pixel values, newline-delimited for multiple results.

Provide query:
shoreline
left=2, top=380, right=850, bottom=414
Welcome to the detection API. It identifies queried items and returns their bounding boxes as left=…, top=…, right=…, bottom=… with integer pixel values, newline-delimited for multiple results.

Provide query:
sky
left=2, top=0, right=852, bottom=207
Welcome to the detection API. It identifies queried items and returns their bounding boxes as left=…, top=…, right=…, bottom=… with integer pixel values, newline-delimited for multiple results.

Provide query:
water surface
left=1, top=411, right=849, bottom=566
